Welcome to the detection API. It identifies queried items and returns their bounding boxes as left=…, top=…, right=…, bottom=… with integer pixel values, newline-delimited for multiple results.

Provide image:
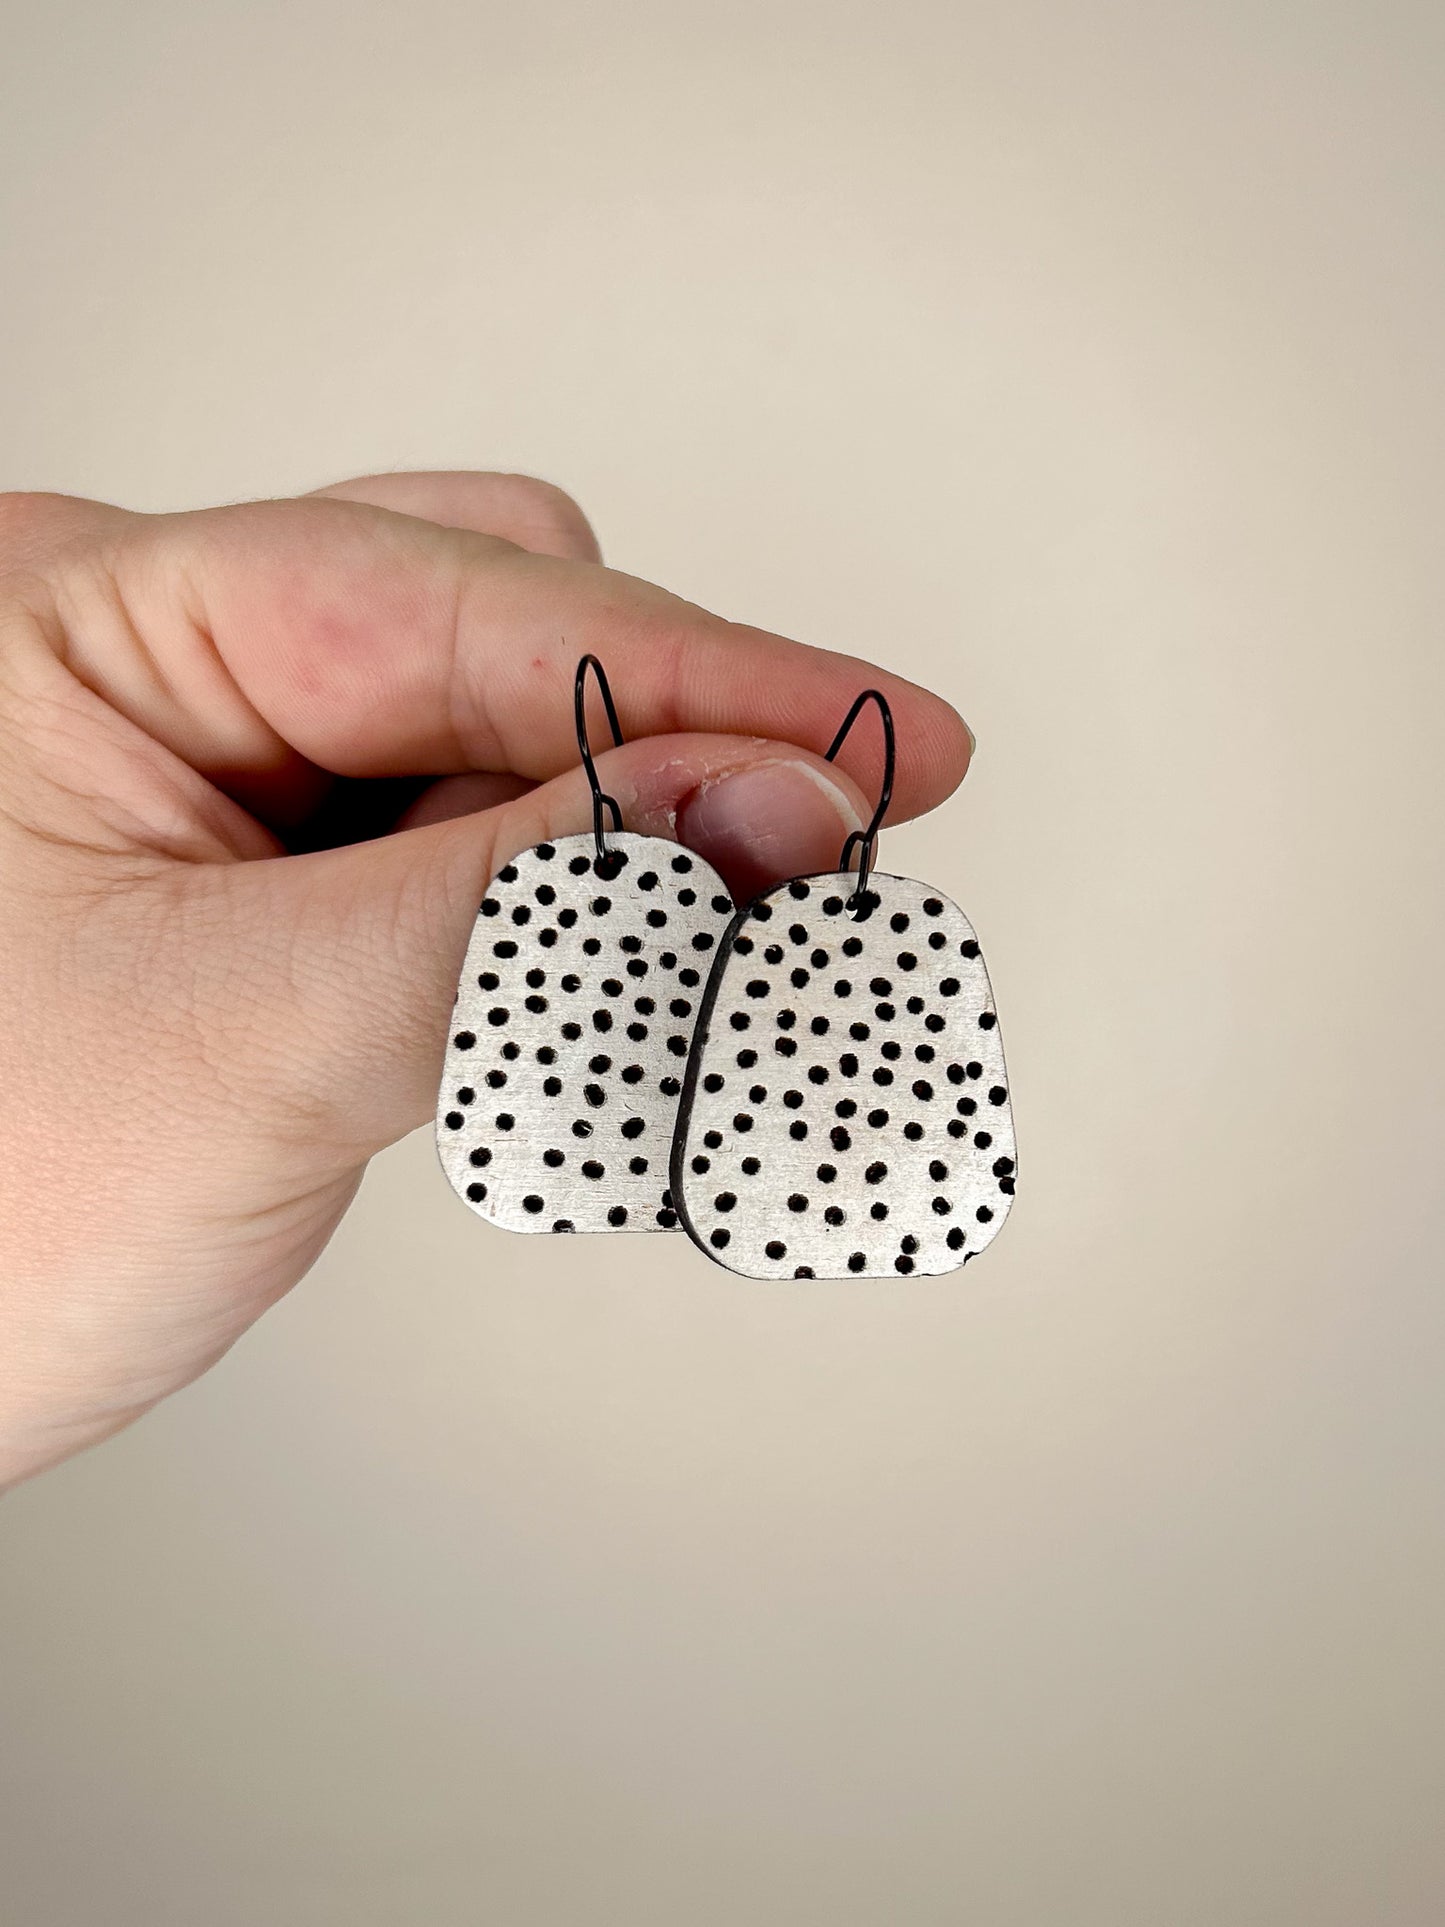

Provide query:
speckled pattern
left=437, top=832, right=734, bottom=1234
left=671, top=872, right=1015, bottom=1278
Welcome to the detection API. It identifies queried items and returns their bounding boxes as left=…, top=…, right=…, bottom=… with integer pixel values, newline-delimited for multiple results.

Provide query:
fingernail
left=677, top=760, right=863, bottom=902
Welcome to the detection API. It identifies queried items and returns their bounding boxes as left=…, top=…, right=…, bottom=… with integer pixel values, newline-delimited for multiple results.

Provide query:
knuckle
left=0, top=490, right=66, bottom=536
left=0, top=492, right=120, bottom=576
left=493, top=473, right=601, bottom=561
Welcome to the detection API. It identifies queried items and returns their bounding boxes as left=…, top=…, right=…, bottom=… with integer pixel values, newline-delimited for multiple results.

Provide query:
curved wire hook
left=824, top=689, right=895, bottom=907
left=574, top=653, right=625, bottom=864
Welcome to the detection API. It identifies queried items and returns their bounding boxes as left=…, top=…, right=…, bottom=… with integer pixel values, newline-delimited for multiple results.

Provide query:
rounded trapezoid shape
left=671, top=872, right=1015, bottom=1278
left=437, top=832, right=736, bottom=1234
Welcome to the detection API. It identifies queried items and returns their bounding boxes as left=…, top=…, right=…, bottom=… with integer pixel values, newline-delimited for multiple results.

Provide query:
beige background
left=2, top=2, right=1443, bottom=1922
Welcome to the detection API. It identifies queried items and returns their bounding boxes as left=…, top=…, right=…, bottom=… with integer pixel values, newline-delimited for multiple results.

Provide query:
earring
left=670, top=691, right=1016, bottom=1278
left=437, top=655, right=735, bottom=1236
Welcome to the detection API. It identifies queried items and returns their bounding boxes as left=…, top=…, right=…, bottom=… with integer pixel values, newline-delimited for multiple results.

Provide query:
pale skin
left=0, top=471, right=972, bottom=1488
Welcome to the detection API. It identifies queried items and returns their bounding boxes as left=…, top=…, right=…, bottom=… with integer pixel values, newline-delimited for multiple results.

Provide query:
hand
left=0, top=471, right=971, bottom=1487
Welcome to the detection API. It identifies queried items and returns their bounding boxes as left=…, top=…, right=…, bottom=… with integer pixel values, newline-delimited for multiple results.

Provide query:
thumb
left=244, top=734, right=869, bottom=1164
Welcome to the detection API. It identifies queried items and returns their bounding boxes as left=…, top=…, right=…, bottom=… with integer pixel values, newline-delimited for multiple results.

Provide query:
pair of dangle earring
left=437, top=660, right=1016, bottom=1275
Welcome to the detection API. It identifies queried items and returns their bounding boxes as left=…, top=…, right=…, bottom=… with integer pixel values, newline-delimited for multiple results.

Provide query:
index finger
left=104, top=495, right=975, bottom=824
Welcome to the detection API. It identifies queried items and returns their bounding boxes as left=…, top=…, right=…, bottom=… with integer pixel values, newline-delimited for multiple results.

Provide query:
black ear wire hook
left=824, top=689, right=895, bottom=908
left=574, top=653, right=626, bottom=865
